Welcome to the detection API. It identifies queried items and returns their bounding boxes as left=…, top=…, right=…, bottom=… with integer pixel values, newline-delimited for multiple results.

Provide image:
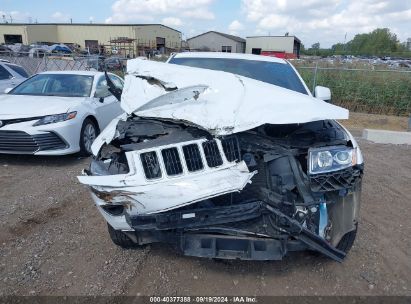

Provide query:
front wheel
left=79, top=118, right=98, bottom=156
left=107, top=223, right=138, bottom=248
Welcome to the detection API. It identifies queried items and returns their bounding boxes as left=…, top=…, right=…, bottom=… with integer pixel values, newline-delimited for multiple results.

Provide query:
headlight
left=308, top=146, right=356, bottom=174
left=33, top=112, right=77, bottom=126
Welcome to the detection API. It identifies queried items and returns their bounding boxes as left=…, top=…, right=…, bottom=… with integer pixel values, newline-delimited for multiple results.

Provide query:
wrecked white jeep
left=78, top=53, right=363, bottom=262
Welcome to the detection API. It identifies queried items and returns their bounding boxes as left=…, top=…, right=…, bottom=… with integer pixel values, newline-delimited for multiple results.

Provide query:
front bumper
left=0, top=119, right=81, bottom=155
left=124, top=200, right=347, bottom=262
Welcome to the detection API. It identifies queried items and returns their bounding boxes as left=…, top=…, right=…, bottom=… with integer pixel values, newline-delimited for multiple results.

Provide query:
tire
left=107, top=223, right=137, bottom=248
left=336, top=226, right=358, bottom=253
left=79, top=118, right=98, bottom=156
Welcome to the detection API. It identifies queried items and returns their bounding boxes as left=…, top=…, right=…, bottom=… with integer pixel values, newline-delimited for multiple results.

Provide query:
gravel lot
left=0, top=138, right=410, bottom=296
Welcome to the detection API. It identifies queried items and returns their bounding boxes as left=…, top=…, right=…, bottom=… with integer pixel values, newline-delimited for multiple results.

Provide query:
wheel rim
left=83, top=123, right=96, bottom=153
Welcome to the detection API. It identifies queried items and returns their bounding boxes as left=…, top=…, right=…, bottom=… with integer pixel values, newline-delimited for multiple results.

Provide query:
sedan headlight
left=33, top=112, right=77, bottom=126
left=308, top=146, right=356, bottom=174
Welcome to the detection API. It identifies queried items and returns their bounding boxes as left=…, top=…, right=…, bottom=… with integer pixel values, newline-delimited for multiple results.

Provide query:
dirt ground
left=0, top=132, right=410, bottom=296
left=339, top=112, right=409, bottom=132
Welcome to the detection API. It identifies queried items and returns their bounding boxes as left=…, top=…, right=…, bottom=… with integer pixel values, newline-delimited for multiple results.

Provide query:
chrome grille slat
left=140, top=151, right=162, bottom=179
left=182, top=144, right=204, bottom=172
left=202, top=140, right=223, bottom=168
left=161, top=147, right=183, bottom=176
left=0, top=130, right=66, bottom=153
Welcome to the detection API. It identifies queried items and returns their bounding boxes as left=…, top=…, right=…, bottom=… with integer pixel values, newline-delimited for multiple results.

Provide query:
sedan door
left=93, top=75, right=124, bottom=129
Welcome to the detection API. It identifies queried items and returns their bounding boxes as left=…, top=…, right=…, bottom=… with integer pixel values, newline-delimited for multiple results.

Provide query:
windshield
left=169, top=57, right=308, bottom=95
left=10, top=74, right=94, bottom=97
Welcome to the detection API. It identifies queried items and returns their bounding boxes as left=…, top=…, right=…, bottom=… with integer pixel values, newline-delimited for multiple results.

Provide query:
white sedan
left=0, top=71, right=124, bottom=155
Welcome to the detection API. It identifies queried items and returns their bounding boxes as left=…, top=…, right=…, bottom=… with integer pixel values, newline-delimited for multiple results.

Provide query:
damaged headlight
left=308, top=146, right=356, bottom=174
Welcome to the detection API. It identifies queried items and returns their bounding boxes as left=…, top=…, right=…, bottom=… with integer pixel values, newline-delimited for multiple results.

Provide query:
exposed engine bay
left=78, top=58, right=364, bottom=262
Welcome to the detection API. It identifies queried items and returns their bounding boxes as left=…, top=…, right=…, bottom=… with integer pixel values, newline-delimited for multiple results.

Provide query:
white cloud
left=229, top=20, right=244, bottom=31
left=181, top=9, right=215, bottom=20
left=240, top=0, right=411, bottom=47
left=0, top=10, right=31, bottom=23
left=51, top=11, right=71, bottom=22
left=162, top=17, right=183, bottom=27
left=105, top=0, right=215, bottom=23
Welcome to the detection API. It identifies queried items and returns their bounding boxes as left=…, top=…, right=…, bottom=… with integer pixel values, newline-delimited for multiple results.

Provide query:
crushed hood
left=120, top=59, right=348, bottom=136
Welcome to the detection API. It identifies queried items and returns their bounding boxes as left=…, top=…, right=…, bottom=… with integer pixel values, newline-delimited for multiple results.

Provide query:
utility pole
left=343, top=32, right=347, bottom=54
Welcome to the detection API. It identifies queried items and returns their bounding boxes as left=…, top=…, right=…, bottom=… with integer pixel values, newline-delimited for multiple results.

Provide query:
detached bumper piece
left=127, top=201, right=346, bottom=262
left=182, top=234, right=287, bottom=260
left=0, top=130, right=67, bottom=153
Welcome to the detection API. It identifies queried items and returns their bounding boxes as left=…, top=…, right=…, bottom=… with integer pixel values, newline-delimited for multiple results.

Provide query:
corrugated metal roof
left=188, top=31, right=246, bottom=43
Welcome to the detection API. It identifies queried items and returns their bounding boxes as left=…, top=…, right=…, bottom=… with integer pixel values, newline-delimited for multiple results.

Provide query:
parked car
left=0, top=71, right=124, bottom=155
left=104, top=57, right=126, bottom=71
left=78, top=53, right=364, bottom=262
left=0, top=60, right=29, bottom=93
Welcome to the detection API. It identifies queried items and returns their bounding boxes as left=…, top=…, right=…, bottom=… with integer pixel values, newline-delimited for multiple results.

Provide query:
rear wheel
left=107, top=223, right=137, bottom=248
left=336, top=225, right=358, bottom=253
left=79, top=118, right=98, bottom=156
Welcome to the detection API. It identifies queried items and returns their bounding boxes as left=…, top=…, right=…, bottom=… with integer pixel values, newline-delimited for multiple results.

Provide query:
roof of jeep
left=171, top=52, right=287, bottom=64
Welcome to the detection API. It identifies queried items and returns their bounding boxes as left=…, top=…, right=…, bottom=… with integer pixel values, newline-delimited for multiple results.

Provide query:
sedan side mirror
left=4, top=88, right=13, bottom=94
left=94, top=86, right=111, bottom=99
left=314, top=86, right=331, bottom=102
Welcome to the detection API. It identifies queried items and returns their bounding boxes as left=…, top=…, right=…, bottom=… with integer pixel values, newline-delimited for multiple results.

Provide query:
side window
left=0, top=65, right=12, bottom=80
left=109, top=75, right=124, bottom=90
left=5, top=64, right=29, bottom=78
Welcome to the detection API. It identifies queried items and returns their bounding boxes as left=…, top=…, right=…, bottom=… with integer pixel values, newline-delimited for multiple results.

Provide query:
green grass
left=296, top=67, right=411, bottom=116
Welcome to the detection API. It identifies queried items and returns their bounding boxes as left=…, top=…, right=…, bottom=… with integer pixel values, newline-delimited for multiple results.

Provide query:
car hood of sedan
left=0, top=94, right=82, bottom=119
left=121, top=59, right=349, bottom=136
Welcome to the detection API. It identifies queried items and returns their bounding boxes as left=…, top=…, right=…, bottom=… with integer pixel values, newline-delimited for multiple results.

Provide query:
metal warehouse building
left=246, top=36, right=301, bottom=59
left=0, top=23, right=182, bottom=55
left=187, top=31, right=246, bottom=53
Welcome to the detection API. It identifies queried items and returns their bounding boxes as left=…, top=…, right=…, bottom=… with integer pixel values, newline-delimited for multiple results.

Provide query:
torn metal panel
left=121, top=59, right=349, bottom=135
left=90, top=113, right=127, bottom=155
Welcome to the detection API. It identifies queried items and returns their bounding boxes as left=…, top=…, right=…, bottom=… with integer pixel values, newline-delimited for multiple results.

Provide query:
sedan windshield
left=10, top=74, right=93, bottom=97
left=169, top=57, right=308, bottom=95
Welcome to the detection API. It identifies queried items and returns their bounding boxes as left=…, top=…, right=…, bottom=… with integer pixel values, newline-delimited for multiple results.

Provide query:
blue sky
left=1, top=0, right=411, bottom=47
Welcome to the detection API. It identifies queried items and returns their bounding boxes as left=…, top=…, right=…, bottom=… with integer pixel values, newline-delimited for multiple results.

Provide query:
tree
left=311, top=42, right=320, bottom=50
left=345, top=28, right=405, bottom=56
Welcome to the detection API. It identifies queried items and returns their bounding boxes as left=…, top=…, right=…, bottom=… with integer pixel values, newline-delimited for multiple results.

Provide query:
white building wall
left=0, top=24, right=181, bottom=49
left=245, top=36, right=295, bottom=53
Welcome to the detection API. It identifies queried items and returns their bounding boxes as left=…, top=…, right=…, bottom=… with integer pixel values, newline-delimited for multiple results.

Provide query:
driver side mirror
left=94, top=85, right=111, bottom=101
left=314, top=86, right=331, bottom=102
left=4, top=88, right=13, bottom=94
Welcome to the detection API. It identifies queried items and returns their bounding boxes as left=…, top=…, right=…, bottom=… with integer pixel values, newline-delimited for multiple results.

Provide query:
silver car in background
left=0, top=60, right=29, bottom=93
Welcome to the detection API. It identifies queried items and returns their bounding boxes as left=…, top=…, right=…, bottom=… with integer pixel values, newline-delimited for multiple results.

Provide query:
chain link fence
left=295, top=65, right=411, bottom=116
left=0, top=52, right=103, bottom=76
